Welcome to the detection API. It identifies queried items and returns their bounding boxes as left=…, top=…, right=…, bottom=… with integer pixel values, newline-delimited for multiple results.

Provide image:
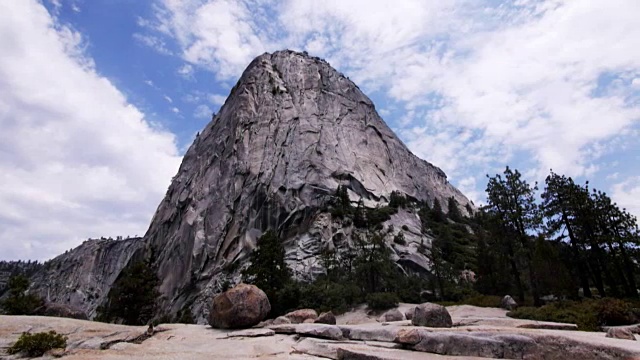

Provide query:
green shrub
left=462, top=294, right=502, bottom=308
left=366, top=292, right=400, bottom=311
left=593, top=298, right=636, bottom=326
left=8, top=331, right=67, bottom=357
left=507, top=298, right=637, bottom=331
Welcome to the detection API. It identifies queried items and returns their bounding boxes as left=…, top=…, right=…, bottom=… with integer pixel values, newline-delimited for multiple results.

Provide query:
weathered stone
left=338, top=325, right=401, bottom=342
left=225, top=328, right=275, bottom=338
left=404, top=307, right=415, bottom=321
left=284, top=309, right=318, bottom=324
left=315, top=311, right=337, bottom=325
left=411, top=303, right=452, bottom=328
left=394, top=328, right=422, bottom=345
left=39, top=302, right=88, bottom=320
left=272, top=316, right=292, bottom=325
left=377, top=309, right=404, bottom=323
left=501, top=295, right=518, bottom=311
left=303, top=318, right=316, bottom=324
left=270, top=323, right=343, bottom=340
left=607, top=327, right=636, bottom=341
left=208, top=284, right=271, bottom=329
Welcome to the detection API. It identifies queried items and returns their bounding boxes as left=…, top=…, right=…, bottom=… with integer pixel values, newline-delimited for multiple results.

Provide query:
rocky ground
left=2, top=304, right=640, bottom=359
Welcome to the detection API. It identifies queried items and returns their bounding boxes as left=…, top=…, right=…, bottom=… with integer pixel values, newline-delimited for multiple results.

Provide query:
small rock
left=378, top=309, right=404, bottom=322
left=208, top=283, right=271, bottom=329
left=315, top=311, right=337, bottom=325
left=501, top=295, right=518, bottom=311
left=303, top=318, right=316, bottom=323
left=411, top=303, right=452, bottom=328
left=395, top=328, right=422, bottom=345
left=606, top=327, right=636, bottom=341
left=44, top=348, right=67, bottom=357
left=284, top=309, right=318, bottom=324
left=273, top=316, right=292, bottom=325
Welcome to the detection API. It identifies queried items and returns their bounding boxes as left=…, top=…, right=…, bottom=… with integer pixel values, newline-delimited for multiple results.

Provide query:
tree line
left=477, top=167, right=639, bottom=304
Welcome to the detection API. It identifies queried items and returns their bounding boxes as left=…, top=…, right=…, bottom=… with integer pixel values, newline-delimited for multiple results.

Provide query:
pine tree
left=0, top=275, right=43, bottom=315
left=485, top=166, right=542, bottom=305
left=242, top=230, right=292, bottom=314
left=95, top=257, right=159, bottom=325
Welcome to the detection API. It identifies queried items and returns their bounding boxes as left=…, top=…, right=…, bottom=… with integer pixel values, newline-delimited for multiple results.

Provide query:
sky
left=0, top=0, right=639, bottom=261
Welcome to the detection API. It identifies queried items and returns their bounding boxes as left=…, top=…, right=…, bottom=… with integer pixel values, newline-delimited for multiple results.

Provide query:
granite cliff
left=30, top=50, right=474, bottom=321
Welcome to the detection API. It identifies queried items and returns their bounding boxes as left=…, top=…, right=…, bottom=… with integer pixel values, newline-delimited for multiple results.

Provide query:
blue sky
left=1, top=0, right=639, bottom=261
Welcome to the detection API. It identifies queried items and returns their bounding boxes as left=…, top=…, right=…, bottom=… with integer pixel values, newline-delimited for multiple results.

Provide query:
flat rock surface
left=3, top=305, right=640, bottom=359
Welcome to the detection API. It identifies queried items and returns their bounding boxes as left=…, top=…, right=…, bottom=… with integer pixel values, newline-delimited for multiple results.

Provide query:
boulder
left=39, top=303, right=88, bottom=320
left=303, top=318, right=316, bottom=323
left=501, top=295, right=518, bottom=311
left=411, top=303, right=452, bottom=328
left=315, top=311, right=337, bottom=325
left=208, top=283, right=271, bottom=329
left=284, top=309, right=318, bottom=324
left=405, top=307, right=415, bottom=321
left=378, top=309, right=404, bottom=322
left=273, top=316, right=292, bottom=325
left=607, top=328, right=636, bottom=341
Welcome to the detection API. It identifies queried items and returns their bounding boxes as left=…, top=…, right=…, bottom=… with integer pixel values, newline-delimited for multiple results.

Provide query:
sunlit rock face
left=144, top=50, right=473, bottom=321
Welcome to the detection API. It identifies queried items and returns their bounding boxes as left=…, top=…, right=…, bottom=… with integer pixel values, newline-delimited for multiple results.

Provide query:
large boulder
left=284, top=309, right=318, bottom=324
left=315, top=311, right=337, bottom=325
left=38, top=303, right=88, bottom=320
left=411, top=303, right=452, bottom=328
left=607, top=327, right=636, bottom=341
left=501, top=295, right=518, bottom=311
left=378, top=309, right=404, bottom=322
left=208, top=283, right=271, bottom=329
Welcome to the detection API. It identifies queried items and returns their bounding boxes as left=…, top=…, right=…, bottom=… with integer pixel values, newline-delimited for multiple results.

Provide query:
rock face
left=208, top=284, right=271, bottom=329
left=28, top=237, right=145, bottom=319
left=22, top=50, right=474, bottom=321
left=143, top=50, right=473, bottom=318
left=411, top=303, right=453, bottom=328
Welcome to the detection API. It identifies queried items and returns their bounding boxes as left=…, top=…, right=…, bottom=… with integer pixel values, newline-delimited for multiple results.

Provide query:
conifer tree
left=485, top=166, right=542, bottom=305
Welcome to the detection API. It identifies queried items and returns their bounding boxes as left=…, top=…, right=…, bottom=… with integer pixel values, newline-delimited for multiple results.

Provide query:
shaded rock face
left=28, top=237, right=144, bottom=319
left=143, top=50, right=473, bottom=318
left=208, top=283, right=271, bottom=329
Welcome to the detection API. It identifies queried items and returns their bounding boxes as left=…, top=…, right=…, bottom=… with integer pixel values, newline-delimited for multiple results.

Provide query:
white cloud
left=164, top=95, right=173, bottom=103
left=177, top=63, right=194, bottom=79
left=133, top=33, right=173, bottom=55
left=194, top=104, right=212, bottom=119
left=612, top=177, right=640, bottom=218
left=209, top=94, right=226, bottom=106
left=0, top=1, right=181, bottom=260
left=171, top=106, right=180, bottom=113
left=142, top=0, right=640, bottom=217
